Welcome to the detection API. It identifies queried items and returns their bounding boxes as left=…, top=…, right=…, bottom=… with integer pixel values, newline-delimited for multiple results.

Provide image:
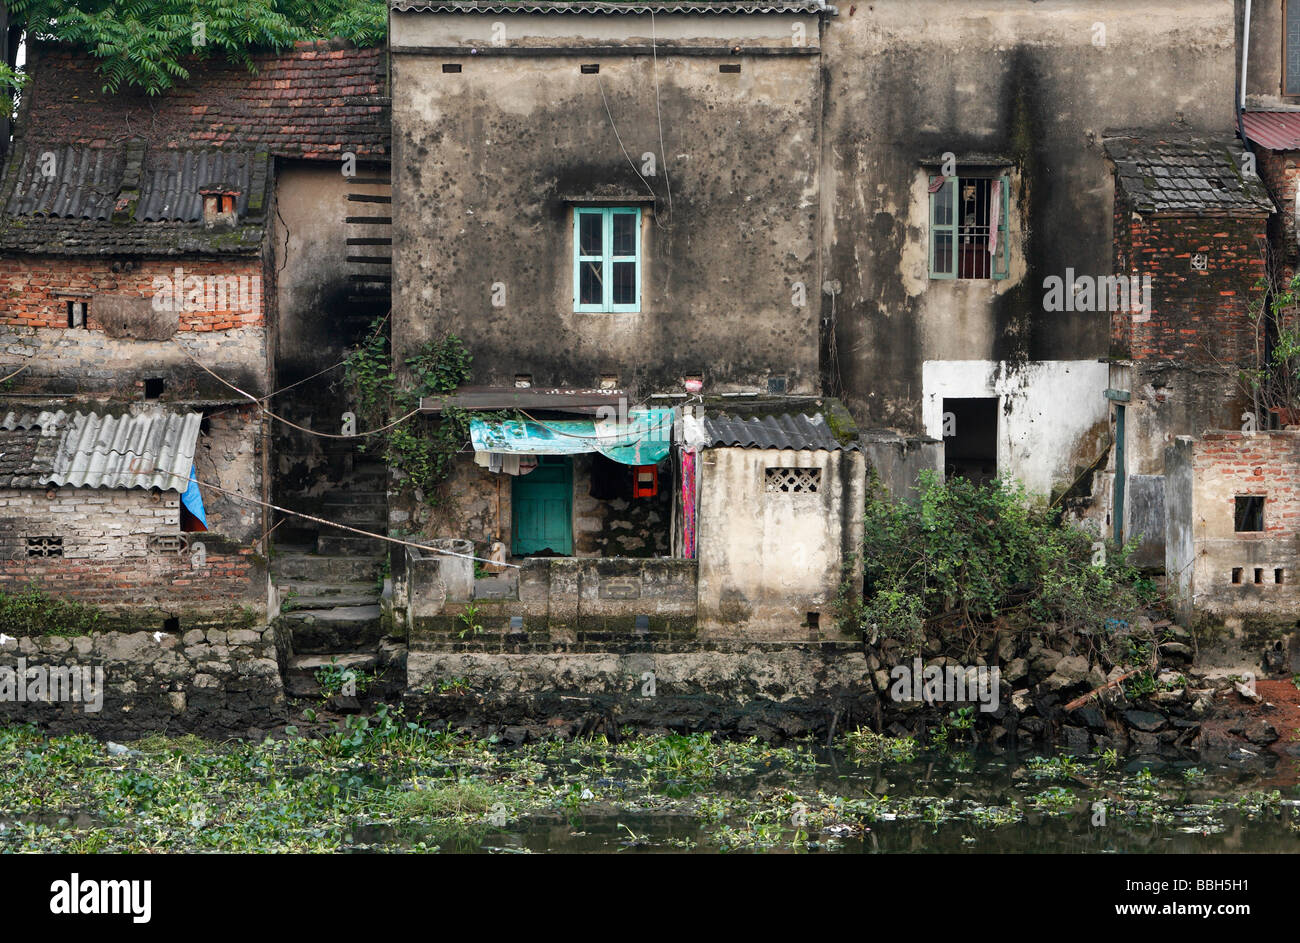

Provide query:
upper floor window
left=574, top=207, right=641, bottom=312
left=928, top=174, right=1010, bottom=280
left=1287, top=1, right=1300, bottom=96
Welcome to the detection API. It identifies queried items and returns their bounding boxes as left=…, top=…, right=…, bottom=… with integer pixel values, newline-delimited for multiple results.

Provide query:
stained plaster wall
left=389, top=10, right=823, bottom=401
left=920, top=359, right=1111, bottom=498
left=696, top=446, right=865, bottom=638
left=820, top=0, right=1237, bottom=432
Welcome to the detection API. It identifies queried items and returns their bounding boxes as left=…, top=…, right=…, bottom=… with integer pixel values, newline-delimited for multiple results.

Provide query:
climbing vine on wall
left=343, top=318, right=474, bottom=501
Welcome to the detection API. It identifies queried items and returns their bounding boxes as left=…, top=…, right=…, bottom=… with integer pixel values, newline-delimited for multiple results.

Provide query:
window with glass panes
left=928, top=174, right=1010, bottom=280
left=574, top=207, right=641, bottom=311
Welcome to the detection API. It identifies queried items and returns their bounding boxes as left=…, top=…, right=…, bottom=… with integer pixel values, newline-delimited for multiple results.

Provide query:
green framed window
left=574, top=207, right=641, bottom=312
left=929, top=174, right=1010, bottom=280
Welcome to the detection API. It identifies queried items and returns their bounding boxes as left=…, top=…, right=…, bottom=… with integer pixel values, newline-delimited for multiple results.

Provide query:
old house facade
left=0, top=39, right=390, bottom=631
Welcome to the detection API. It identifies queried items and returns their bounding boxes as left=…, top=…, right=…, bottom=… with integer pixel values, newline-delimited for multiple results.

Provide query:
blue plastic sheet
left=469, top=409, right=673, bottom=466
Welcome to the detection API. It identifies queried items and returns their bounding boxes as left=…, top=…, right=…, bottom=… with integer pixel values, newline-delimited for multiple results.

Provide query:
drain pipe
left=1238, top=0, right=1252, bottom=138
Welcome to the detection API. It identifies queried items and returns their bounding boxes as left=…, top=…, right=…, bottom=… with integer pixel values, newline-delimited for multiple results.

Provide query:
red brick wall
left=0, top=553, right=264, bottom=613
left=17, top=41, right=388, bottom=160
left=1194, top=431, right=1300, bottom=537
left=1256, top=149, right=1299, bottom=276
left=0, top=258, right=265, bottom=331
left=1111, top=202, right=1267, bottom=368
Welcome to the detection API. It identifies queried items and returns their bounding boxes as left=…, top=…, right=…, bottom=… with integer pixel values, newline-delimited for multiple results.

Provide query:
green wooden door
left=512, top=456, right=573, bottom=556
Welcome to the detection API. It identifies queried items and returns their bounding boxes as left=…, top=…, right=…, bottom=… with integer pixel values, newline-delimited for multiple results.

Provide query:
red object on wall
left=632, top=464, right=659, bottom=498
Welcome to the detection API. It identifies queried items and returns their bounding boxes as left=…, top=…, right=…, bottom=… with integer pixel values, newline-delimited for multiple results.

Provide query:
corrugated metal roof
left=137, top=150, right=255, bottom=222
left=696, top=412, right=857, bottom=451
left=1243, top=111, right=1300, bottom=152
left=3, top=146, right=123, bottom=220
left=1, top=142, right=272, bottom=256
left=392, top=1, right=829, bottom=13
left=45, top=411, right=202, bottom=491
left=1102, top=133, right=1274, bottom=217
left=0, top=410, right=201, bottom=491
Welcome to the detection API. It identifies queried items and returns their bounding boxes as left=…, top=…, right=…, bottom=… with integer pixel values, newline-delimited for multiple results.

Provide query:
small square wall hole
left=1276, top=568, right=1286, bottom=585
left=66, top=300, right=86, bottom=328
left=806, top=611, right=820, bottom=630
left=1234, top=495, right=1264, bottom=532
left=1254, top=568, right=1265, bottom=585
left=581, top=63, right=600, bottom=74
left=163, top=617, right=180, bottom=634
left=720, top=63, right=742, bottom=74
left=144, top=377, right=165, bottom=399
left=1231, top=567, right=1243, bottom=584
left=442, top=63, right=461, bottom=73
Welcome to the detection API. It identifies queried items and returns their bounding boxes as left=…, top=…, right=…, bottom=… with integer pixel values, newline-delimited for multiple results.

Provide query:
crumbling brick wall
left=1175, top=430, right=1300, bottom=619
left=0, top=257, right=269, bottom=399
left=0, top=487, right=265, bottom=615
left=1111, top=205, right=1267, bottom=367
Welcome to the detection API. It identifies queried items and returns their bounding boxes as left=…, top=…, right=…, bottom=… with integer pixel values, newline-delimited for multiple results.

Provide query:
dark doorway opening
left=943, top=397, right=998, bottom=485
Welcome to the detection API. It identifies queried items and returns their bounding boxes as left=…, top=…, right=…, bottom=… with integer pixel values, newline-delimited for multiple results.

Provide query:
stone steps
left=277, top=579, right=379, bottom=598
left=272, top=552, right=385, bottom=583
left=316, top=533, right=388, bottom=556
left=281, top=592, right=379, bottom=611
left=279, top=604, right=385, bottom=653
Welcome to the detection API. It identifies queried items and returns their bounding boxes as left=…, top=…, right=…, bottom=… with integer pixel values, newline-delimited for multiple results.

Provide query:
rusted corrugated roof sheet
left=392, top=1, right=830, bottom=13
left=1102, top=133, right=1274, bottom=217
left=0, top=410, right=201, bottom=491
left=137, top=150, right=256, bottom=222
left=3, top=146, right=123, bottom=220
left=697, top=412, right=858, bottom=451
left=1243, top=111, right=1300, bottom=152
left=0, top=142, right=271, bottom=256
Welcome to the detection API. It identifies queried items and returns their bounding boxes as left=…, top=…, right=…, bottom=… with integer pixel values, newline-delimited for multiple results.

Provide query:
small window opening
left=514, top=374, right=533, bottom=388
left=720, top=63, right=742, bottom=74
left=144, top=377, right=165, bottom=399
left=806, top=611, right=820, bottom=629
left=26, top=536, right=63, bottom=557
left=581, top=64, right=600, bottom=74
left=162, top=616, right=180, bottom=634
left=1275, top=568, right=1286, bottom=585
left=1231, top=567, right=1243, bottom=584
left=1234, top=495, right=1265, bottom=532
left=66, top=300, right=86, bottom=328
left=1255, top=568, right=1265, bottom=585
left=442, top=63, right=462, bottom=73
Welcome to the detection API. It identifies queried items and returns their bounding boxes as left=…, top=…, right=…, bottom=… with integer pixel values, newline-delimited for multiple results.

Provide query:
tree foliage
left=844, top=472, right=1158, bottom=653
left=5, top=0, right=387, bottom=95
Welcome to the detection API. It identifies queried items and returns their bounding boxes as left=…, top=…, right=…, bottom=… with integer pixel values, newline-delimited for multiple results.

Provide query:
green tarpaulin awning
left=469, top=409, right=673, bottom=466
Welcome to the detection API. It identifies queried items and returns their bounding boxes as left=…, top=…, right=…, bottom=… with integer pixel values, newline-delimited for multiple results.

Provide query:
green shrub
left=0, top=586, right=103, bottom=637
left=844, top=471, right=1157, bottom=652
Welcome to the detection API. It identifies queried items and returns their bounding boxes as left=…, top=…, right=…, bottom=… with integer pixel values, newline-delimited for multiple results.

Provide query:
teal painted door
left=512, top=456, right=573, bottom=556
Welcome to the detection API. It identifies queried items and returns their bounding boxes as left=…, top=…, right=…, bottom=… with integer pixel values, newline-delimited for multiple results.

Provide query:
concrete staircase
left=271, top=457, right=402, bottom=705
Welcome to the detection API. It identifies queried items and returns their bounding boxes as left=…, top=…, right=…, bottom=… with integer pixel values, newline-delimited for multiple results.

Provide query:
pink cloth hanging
left=988, top=179, right=1002, bottom=257
left=681, top=448, right=697, bottom=560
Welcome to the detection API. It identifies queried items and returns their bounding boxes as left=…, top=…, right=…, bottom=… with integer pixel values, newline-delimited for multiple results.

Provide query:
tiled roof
left=1242, top=111, right=1300, bottom=152
left=392, top=1, right=829, bottom=12
left=1103, top=133, right=1274, bottom=217
left=693, top=412, right=859, bottom=451
left=0, top=409, right=200, bottom=491
left=15, top=41, right=389, bottom=161
left=0, top=142, right=270, bottom=256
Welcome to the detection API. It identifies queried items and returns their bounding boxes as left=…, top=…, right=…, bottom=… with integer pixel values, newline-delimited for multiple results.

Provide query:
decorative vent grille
left=148, top=535, right=189, bottom=553
left=26, top=536, right=64, bottom=557
left=765, top=467, right=821, bottom=494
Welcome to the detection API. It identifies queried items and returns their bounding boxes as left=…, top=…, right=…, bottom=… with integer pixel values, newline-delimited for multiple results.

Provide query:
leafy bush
left=0, top=586, right=103, bottom=637
left=343, top=321, right=474, bottom=500
left=844, top=471, right=1157, bottom=652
